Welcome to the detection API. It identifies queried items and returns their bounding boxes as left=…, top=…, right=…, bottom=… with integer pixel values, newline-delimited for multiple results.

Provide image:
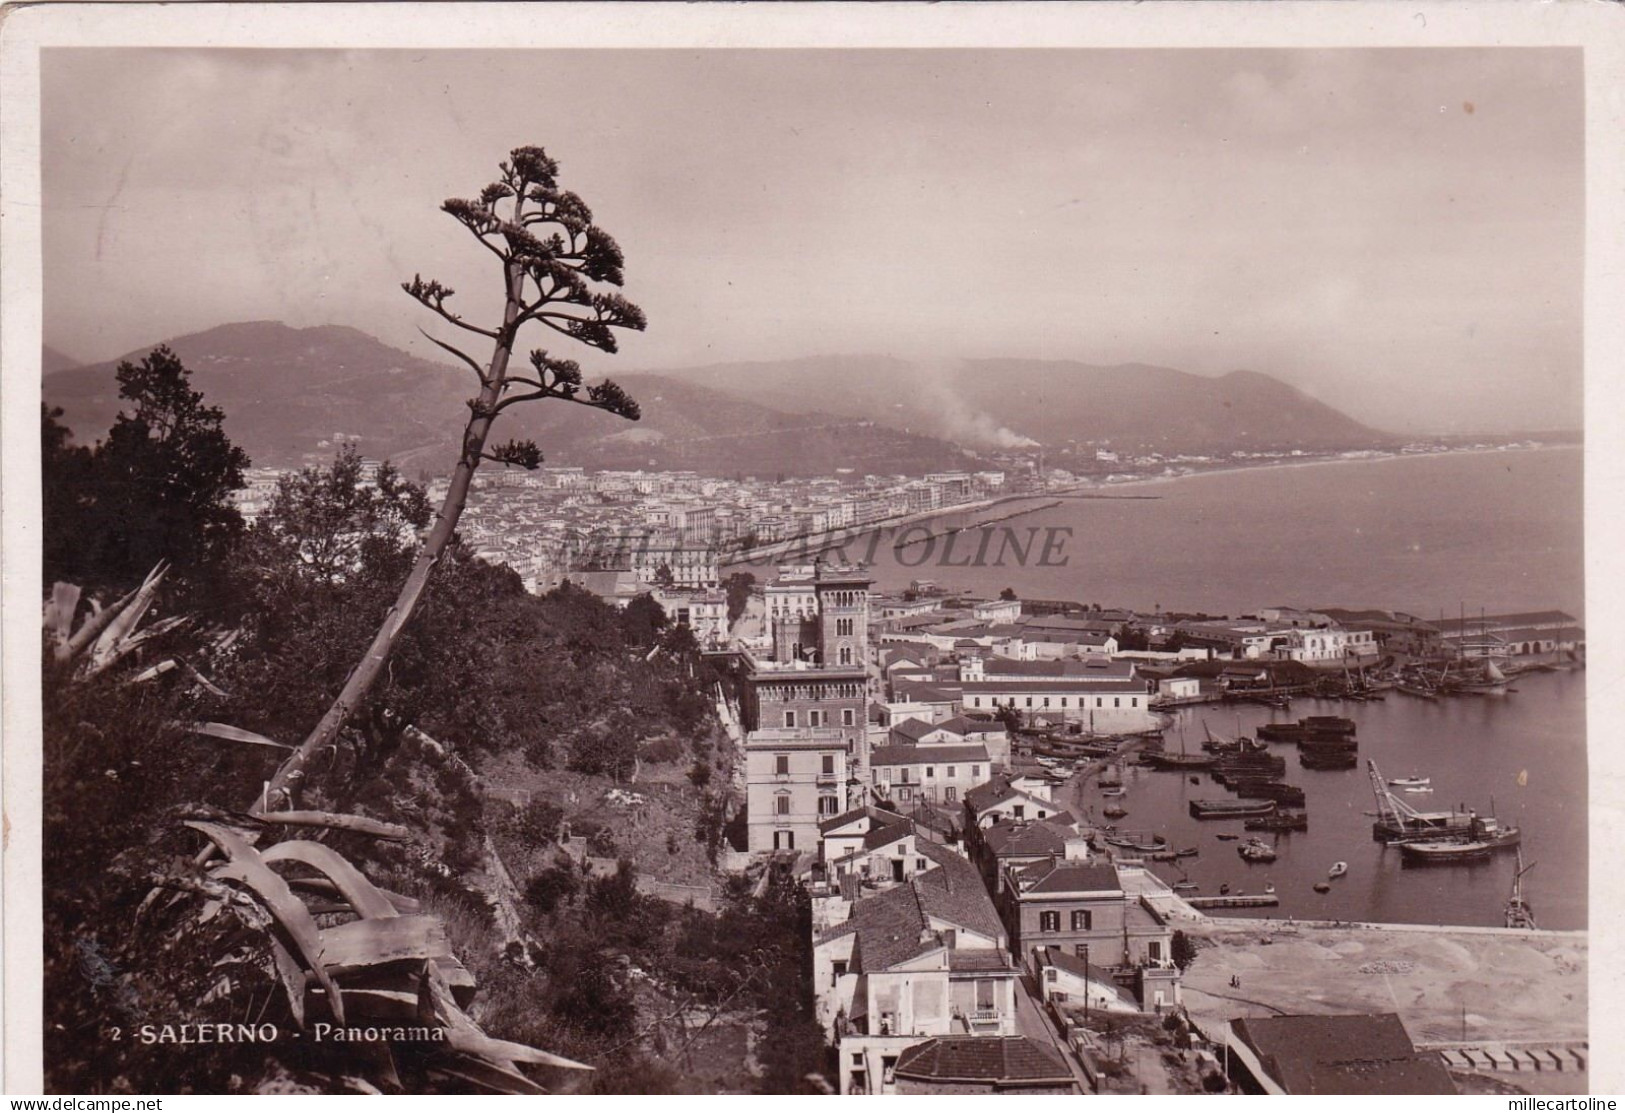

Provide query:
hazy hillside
left=42, top=323, right=972, bottom=476
left=42, top=345, right=82, bottom=375
left=667, top=355, right=1384, bottom=452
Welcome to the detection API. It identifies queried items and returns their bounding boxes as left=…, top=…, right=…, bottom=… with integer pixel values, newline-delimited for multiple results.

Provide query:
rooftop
left=870, top=743, right=991, bottom=767
left=1011, top=858, right=1123, bottom=896
left=1231, top=1013, right=1457, bottom=1095
left=892, top=1037, right=1074, bottom=1088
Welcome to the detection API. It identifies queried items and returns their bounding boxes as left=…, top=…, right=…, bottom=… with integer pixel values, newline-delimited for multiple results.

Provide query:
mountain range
left=42, top=322, right=1386, bottom=476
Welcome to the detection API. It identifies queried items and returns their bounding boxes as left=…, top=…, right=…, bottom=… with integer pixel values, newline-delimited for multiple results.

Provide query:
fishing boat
left=1175, top=846, right=1199, bottom=858
left=1103, top=805, right=1128, bottom=820
left=1218, top=883, right=1231, bottom=895
left=1313, top=881, right=1332, bottom=893
left=1215, top=833, right=1241, bottom=841
left=1173, top=881, right=1200, bottom=893
left=1239, top=839, right=1278, bottom=863
left=1328, top=862, right=1348, bottom=878
left=1388, top=776, right=1431, bottom=788
left=1398, top=816, right=1521, bottom=865
left=1399, top=839, right=1494, bottom=865
left=1504, top=848, right=1537, bottom=929
left=1264, top=882, right=1276, bottom=895
left=1245, top=811, right=1308, bottom=832
left=1403, top=786, right=1435, bottom=795
left=1102, top=787, right=1126, bottom=798
left=1190, top=798, right=1276, bottom=820
left=1143, top=728, right=1217, bottom=771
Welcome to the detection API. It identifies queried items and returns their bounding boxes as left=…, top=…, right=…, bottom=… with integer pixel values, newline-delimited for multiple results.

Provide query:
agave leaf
left=288, top=876, right=421, bottom=915
left=62, top=582, right=140, bottom=661
left=429, top=1058, right=547, bottom=1095
left=190, top=722, right=294, bottom=750
left=130, top=660, right=179, bottom=683
left=443, top=1026, right=595, bottom=1071
left=422, top=958, right=592, bottom=1077
left=185, top=820, right=345, bottom=1024
left=267, top=936, right=308, bottom=1028
left=261, top=841, right=398, bottom=920
left=249, top=810, right=412, bottom=840
left=85, top=563, right=169, bottom=674
left=317, top=915, right=452, bottom=977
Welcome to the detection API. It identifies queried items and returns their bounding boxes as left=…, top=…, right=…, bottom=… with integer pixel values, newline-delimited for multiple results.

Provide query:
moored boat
left=1190, top=798, right=1277, bottom=820
left=1328, top=861, right=1348, bottom=878
left=1239, top=839, right=1278, bottom=863
left=1388, top=776, right=1431, bottom=788
left=1313, top=881, right=1331, bottom=893
left=1505, top=848, right=1537, bottom=929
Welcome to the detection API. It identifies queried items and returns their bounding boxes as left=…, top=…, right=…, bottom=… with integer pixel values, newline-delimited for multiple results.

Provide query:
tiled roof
left=891, top=718, right=943, bottom=743
left=1036, top=947, right=1140, bottom=1006
left=912, top=849, right=1006, bottom=942
left=819, top=805, right=908, bottom=836
left=981, top=819, right=1073, bottom=857
left=1232, top=1014, right=1456, bottom=1095
left=862, top=817, right=917, bottom=851
left=892, top=683, right=963, bottom=703
left=893, top=1037, right=1073, bottom=1086
left=947, top=949, right=1015, bottom=971
left=960, top=679, right=1149, bottom=695
left=983, top=657, right=1134, bottom=678
left=870, top=743, right=991, bottom=767
left=1013, top=858, right=1122, bottom=895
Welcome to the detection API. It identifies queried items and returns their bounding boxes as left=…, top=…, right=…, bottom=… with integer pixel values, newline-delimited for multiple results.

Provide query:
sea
left=744, top=447, right=1588, bottom=929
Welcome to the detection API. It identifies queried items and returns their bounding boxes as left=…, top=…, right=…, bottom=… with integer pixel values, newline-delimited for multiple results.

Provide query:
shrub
left=526, top=865, right=580, bottom=915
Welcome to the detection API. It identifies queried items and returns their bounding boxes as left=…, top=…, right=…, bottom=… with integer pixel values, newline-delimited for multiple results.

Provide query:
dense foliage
left=43, top=347, right=250, bottom=599
left=41, top=401, right=751, bottom=1093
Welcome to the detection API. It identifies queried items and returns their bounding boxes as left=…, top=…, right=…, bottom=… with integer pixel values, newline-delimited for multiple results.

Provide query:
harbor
left=1059, top=666, right=1585, bottom=929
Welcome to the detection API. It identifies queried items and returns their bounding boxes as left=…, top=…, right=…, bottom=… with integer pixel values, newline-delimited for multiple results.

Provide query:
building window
left=1114, top=697, right=1121, bottom=708
left=775, top=754, right=790, bottom=775
left=1025, top=697, right=1033, bottom=708
left=925, top=768, right=935, bottom=778
left=972, top=766, right=981, bottom=778
left=947, top=766, right=956, bottom=777
left=843, top=708, right=855, bottom=727
left=1148, top=940, right=1163, bottom=961
left=1071, top=910, right=1092, bottom=931
left=822, top=754, right=835, bottom=775
left=774, top=793, right=791, bottom=816
left=833, top=960, right=848, bottom=986
left=1013, top=805, right=1025, bottom=820
left=818, top=795, right=839, bottom=816
left=945, top=787, right=957, bottom=802
left=1040, top=911, right=1060, bottom=932
left=973, top=697, right=982, bottom=708
left=839, top=647, right=853, bottom=665
left=784, top=711, right=797, bottom=728
left=1043, top=697, right=1051, bottom=708
left=809, top=709, right=824, bottom=727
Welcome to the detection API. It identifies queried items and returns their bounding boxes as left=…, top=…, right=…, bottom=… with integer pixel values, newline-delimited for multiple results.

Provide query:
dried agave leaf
left=185, top=820, right=345, bottom=1024
left=262, top=841, right=397, bottom=920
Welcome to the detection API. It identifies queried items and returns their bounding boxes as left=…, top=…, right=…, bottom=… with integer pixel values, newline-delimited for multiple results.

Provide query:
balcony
left=816, top=771, right=841, bottom=785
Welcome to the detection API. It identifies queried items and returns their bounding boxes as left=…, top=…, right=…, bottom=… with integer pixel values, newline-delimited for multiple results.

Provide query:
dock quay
left=1186, top=894, right=1280, bottom=909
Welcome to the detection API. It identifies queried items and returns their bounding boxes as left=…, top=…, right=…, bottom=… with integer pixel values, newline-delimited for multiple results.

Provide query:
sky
left=40, top=47, right=1583, bottom=434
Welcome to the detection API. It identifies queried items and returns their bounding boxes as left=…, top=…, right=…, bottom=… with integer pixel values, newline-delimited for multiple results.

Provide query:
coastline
left=721, top=442, right=1580, bottom=571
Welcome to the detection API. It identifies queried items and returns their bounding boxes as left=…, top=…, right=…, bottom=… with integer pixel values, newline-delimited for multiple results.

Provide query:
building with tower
left=744, top=562, right=875, bottom=854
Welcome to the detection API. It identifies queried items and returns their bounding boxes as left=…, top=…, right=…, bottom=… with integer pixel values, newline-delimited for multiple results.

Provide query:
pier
left=1187, top=894, right=1281, bottom=909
